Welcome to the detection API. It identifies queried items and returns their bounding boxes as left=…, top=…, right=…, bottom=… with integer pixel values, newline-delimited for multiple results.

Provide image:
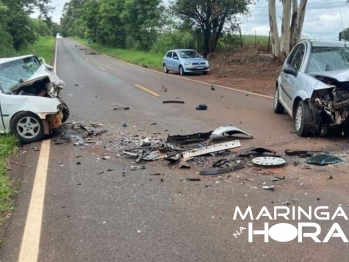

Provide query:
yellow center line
left=135, top=84, right=160, bottom=97
left=99, top=66, right=106, bottom=71
left=18, top=140, right=50, bottom=262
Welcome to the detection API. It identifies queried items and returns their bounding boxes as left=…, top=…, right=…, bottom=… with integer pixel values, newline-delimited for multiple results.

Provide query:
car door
left=172, top=51, right=180, bottom=72
left=280, top=44, right=306, bottom=111
left=165, top=51, right=172, bottom=70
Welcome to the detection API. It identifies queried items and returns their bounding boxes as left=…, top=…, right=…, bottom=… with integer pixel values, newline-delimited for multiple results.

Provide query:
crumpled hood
left=312, top=69, right=349, bottom=82
left=11, top=63, right=65, bottom=97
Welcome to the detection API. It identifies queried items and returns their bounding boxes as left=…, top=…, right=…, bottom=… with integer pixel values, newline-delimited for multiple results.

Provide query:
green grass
left=241, top=35, right=270, bottom=46
left=73, top=37, right=164, bottom=70
left=0, top=135, right=18, bottom=225
left=18, top=36, right=56, bottom=64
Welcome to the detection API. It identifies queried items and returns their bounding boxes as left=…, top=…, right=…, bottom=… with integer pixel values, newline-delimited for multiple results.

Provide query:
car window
left=166, top=52, right=172, bottom=58
left=179, top=50, right=200, bottom=58
left=286, top=44, right=301, bottom=66
left=306, top=47, right=349, bottom=73
left=173, top=52, right=178, bottom=59
left=0, top=56, right=41, bottom=93
left=291, top=44, right=305, bottom=71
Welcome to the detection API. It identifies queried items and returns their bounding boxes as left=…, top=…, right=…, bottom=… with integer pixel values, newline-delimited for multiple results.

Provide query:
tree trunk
left=281, top=0, right=291, bottom=56
left=203, top=26, right=211, bottom=56
left=289, top=0, right=298, bottom=49
left=268, top=0, right=280, bottom=57
left=295, top=0, right=308, bottom=44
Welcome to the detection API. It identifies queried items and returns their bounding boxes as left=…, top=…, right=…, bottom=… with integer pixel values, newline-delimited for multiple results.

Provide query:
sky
left=47, top=0, right=349, bottom=40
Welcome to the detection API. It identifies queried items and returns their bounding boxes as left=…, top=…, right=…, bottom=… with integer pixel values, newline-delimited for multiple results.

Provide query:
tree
left=268, top=0, right=308, bottom=58
left=171, top=0, right=252, bottom=55
left=340, top=28, right=349, bottom=41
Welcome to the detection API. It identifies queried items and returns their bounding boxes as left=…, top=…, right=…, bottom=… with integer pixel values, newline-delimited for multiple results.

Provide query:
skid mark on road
left=18, top=140, right=50, bottom=262
left=135, top=84, right=160, bottom=97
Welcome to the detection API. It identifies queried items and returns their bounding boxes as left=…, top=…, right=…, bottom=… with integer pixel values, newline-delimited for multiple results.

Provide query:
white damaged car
left=274, top=40, right=349, bottom=137
left=0, top=55, right=69, bottom=143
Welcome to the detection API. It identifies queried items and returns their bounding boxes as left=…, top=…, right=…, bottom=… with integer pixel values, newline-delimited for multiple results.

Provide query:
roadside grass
left=73, top=37, right=164, bottom=70
left=242, top=35, right=270, bottom=46
left=18, top=36, right=56, bottom=64
left=0, top=136, right=18, bottom=225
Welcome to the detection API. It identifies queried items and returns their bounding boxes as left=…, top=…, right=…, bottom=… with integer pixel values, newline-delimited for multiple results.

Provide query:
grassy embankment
left=0, top=36, right=56, bottom=225
left=73, top=35, right=269, bottom=71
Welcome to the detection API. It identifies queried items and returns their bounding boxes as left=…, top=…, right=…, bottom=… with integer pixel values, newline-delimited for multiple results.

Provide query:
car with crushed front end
left=274, top=40, right=349, bottom=137
left=0, top=54, right=69, bottom=143
left=162, top=49, right=209, bottom=75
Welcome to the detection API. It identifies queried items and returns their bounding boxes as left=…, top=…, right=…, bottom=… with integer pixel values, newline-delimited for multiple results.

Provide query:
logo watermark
left=233, top=206, right=348, bottom=243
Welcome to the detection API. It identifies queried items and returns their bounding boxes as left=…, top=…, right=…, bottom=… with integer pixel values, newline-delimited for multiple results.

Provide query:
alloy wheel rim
left=16, top=116, right=40, bottom=139
left=295, top=106, right=303, bottom=131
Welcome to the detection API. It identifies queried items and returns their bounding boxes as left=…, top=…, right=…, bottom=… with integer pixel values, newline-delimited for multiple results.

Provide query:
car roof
left=303, top=40, right=348, bottom=48
left=0, top=54, right=35, bottom=64
left=168, top=49, right=196, bottom=52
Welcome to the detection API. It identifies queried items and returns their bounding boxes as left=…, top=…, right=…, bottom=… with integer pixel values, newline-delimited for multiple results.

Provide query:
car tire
left=10, top=111, right=44, bottom=144
left=179, top=66, right=185, bottom=76
left=62, top=103, right=70, bottom=123
left=163, top=64, right=169, bottom=74
left=273, top=88, right=285, bottom=114
left=203, top=71, right=208, bottom=75
left=295, top=101, right=312, bottom=137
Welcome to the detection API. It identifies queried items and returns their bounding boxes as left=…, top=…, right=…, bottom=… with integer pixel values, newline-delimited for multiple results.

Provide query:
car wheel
left=273, top=88, right=285, bottom=114
left=179, top=66, right=185, bottom=76
left=10, top=111, right=44, bottom=144
left=295, top=101, right=312, bottom=137
left=163, top=64, right=169, bottom=74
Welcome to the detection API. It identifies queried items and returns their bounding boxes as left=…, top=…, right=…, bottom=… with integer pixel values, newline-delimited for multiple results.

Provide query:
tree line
left=60, top=0, right=252, bottom=55
left=0, top=0, right=60, bottom=56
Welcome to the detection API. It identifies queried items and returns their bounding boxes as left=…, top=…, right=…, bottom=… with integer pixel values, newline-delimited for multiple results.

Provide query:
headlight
left=184, top=62, right=191, bottom=66
left=205, top=61, right=209, bottom=65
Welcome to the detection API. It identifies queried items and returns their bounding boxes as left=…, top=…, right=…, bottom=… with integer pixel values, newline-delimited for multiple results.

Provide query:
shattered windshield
left=306, top=46, right=349, bottom=73
left=179, top=50, right=201, bottom=58
left=0, top=56, right=41, bottom=93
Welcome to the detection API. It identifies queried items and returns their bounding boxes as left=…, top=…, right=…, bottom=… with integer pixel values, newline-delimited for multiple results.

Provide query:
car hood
left=182, top=57, right=208, bottom=63
left=11, top=63, right=65, bottom=97
left=311, top=69, right=349, bottom=83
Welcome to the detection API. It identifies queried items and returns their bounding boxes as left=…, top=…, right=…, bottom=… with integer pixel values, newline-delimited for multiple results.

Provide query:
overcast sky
left=48, top=0, right=349, bottom=40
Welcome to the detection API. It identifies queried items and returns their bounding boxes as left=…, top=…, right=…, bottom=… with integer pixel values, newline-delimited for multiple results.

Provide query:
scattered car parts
left=210, top=126, right=253, bottom=139
left=306, top=153, right=344, bottom=166
left=252, top=157, right=286, bottom=166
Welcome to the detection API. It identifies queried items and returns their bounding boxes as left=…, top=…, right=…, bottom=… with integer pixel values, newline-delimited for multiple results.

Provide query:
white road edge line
left=99, top=66, right=106, bottom=71
left=73, top=40, right=273, bottom=100
left=18, top=39, right=57, bottom=262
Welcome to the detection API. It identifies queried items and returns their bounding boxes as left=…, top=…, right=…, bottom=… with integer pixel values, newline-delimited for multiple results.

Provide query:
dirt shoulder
left=197, top=47, right=282, bottom=97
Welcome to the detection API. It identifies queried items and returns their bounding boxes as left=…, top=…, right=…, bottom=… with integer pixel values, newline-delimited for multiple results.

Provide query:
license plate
left=197, top=67, right=203, bottom=69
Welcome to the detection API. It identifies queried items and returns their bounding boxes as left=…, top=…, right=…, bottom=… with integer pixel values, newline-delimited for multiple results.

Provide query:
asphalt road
left=1, top=38, right=349, bottom=262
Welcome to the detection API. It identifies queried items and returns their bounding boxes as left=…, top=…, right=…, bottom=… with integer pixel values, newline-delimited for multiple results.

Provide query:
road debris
left=186, top=178, right=201, bottom=181
left=112, top=107, right=130, bottom=110
left=161, top=85, right=168, bottom=92
left=238, top=147, right=276, bottom=157
left=210, top=126, right=253, bottom=139
left=306, top=153, right=344, bottom=166
left=211, top=85, right=215, bottom=91
left=200, top=163, right=245, bottom=176
left=252, top=157, right=286, bottom=166
left=196, top=103, right=208, bottom=110
left=263, top=185, right=275, bottom=191
left=163, top=100, right=185, bottom=104
left=32, top=147, right=40, bottom=152
left=102, top=156, right=111, bottom=160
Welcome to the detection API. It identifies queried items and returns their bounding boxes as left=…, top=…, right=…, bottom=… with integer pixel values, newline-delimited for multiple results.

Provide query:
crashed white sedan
left=0, top=55, right=69, bottom=143
left=274, top=40, right=349, bottom=137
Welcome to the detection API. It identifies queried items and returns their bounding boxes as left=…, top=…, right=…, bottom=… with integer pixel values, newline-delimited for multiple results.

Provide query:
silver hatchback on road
left=274, top=40, right=349, bottom=137
left=162, top=49, right=210, bottom=75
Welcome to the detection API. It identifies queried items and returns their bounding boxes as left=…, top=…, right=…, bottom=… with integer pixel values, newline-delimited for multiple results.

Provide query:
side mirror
left=38, top=57, right=44, bottom=65
left=284, top=65, right=298, bottom=77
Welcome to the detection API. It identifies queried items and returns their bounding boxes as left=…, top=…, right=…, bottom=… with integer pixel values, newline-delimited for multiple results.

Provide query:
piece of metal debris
left=32, top=147, right=40, bottom=151
left=252, top=157, right=286, bottom=166
left=306, top=153, right=344, bottom=166
left=183, top=140, right=241, bottom=161
left=186, top=178, right=201, bottom=181
left=210, top=126, right=253, bottom=139
left=246, top=178, right=255, bottom=182
left=200, top=163, right=245, bottom=175
left=271, top=176, right=285, bottom=182
left=102, top=156, right=111, bottom=160
left=196, top=103, right=208, bottom=110
left=167, top=131, right=212, bottom=145
left=179, top=162, right=191, bottom=169
left=238, top=147, right=276, bottom=157
left=112, top=107, right=130, bottom=110
left=163, top=100, right=185, bottom=104
left=130, top=165, right=146, bottom=171
left=263, top=185, right=275, bottom=191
